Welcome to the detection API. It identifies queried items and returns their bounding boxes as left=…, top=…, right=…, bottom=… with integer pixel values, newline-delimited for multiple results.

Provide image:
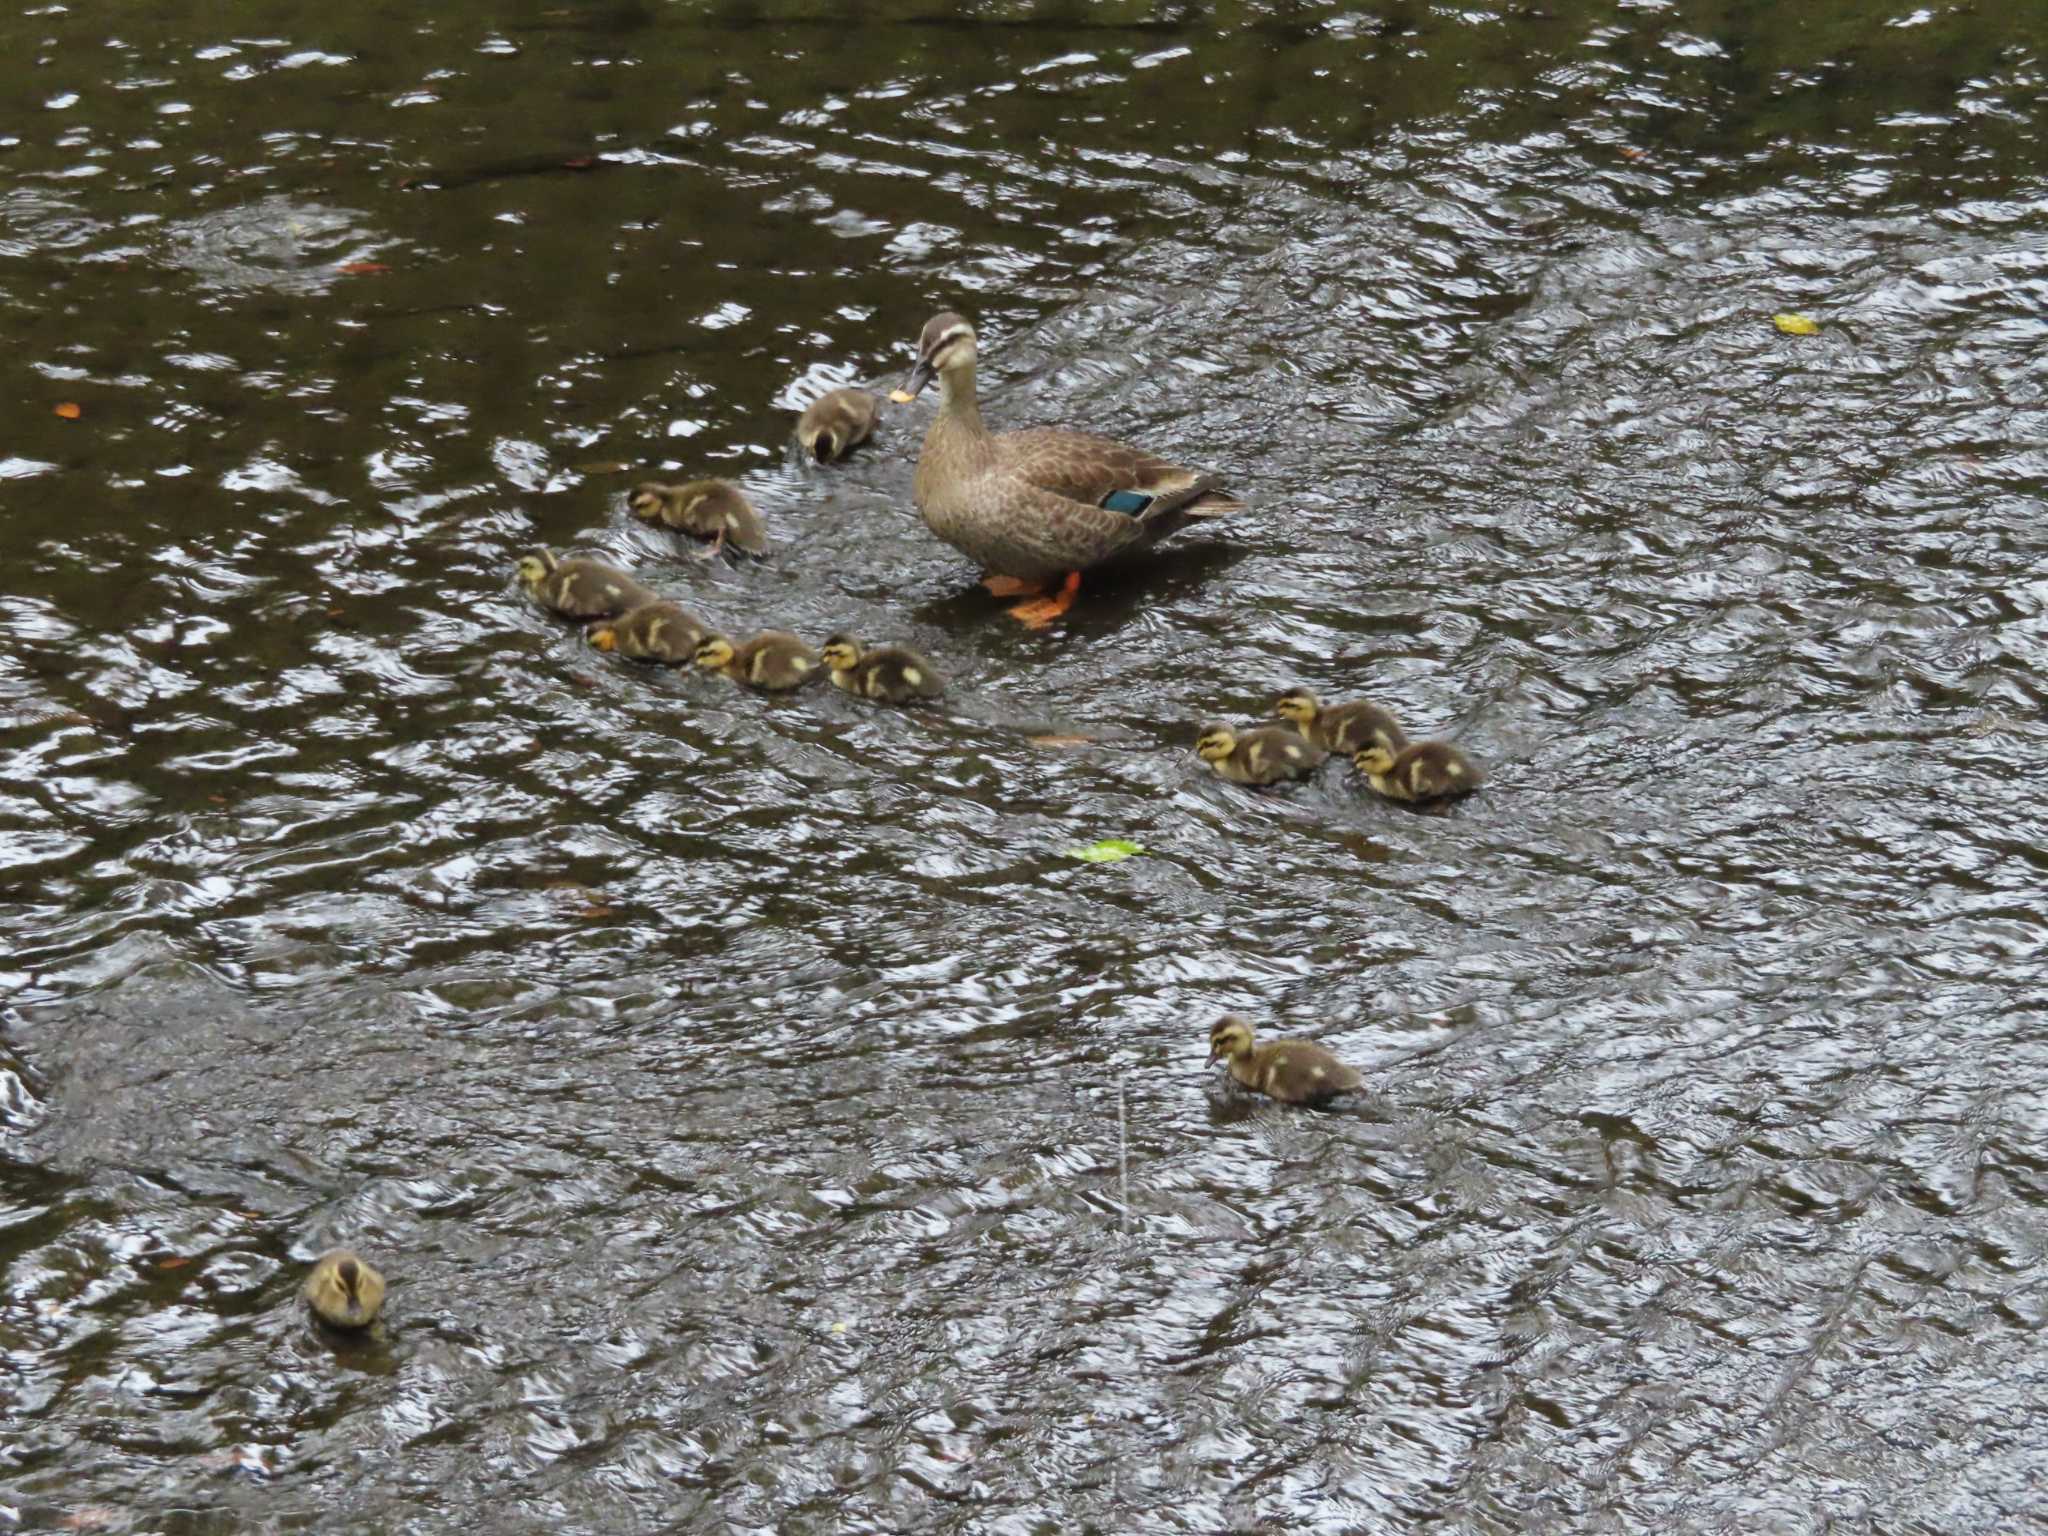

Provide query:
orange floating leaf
left=157, top=1255, right=192, bottom=1269
left=337, top=261, right=392, bottom=276
left=54, top=401, right=82, bottom=419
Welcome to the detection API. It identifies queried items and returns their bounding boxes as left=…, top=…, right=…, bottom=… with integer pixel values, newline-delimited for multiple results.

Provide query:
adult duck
left=891, top=312, right=1244, bottom=625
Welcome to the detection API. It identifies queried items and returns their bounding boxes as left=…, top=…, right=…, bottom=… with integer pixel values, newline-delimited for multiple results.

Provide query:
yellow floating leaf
left=1063, top=838, right=1144, bottom=864
left=1772, top=312, right=1820, bottom=336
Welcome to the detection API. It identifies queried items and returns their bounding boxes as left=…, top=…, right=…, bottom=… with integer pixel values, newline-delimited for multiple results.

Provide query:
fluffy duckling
left=797, top=388, right=880, bottom=463
left=819, top=635, right=946, bottom=703
left=1272, top=689, right=1408, bottom=757
left=516, top=549, right=656, bottom=620
left=695, top=630, right=821, bottom=691
left=302, top=1249, right=386, bottom=1330
left=1207, top=1015, right=1363, bottom=1106
left=628, top=479, right=770, bottom=558
left=1353, top=740, right=1482, bottom=803
left=1194, top=722, right=1325, bottom=785
left=586, top=601, right=711, bottom=664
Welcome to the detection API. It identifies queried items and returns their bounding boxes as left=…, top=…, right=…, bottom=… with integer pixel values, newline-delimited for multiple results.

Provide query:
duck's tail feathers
left=1147, top=475, right=1244, bottom=523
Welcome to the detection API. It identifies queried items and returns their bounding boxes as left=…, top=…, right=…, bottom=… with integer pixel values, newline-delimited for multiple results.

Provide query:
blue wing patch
left=1099, top=489, right=1154, bottom=515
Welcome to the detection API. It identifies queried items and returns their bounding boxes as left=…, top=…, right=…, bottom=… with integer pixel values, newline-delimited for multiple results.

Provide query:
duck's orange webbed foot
left=1007, top=570, right=1082, bottom=628
left=981, top=574, right=1043, bottom=598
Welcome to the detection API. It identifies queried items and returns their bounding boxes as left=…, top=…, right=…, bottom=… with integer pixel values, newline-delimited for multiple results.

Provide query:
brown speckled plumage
left=897, top=312, right=1244, bottom=582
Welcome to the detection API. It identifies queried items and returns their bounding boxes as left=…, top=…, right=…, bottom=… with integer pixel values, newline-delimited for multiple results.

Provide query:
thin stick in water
left=1117, top=1076, right=1129, bottom=1234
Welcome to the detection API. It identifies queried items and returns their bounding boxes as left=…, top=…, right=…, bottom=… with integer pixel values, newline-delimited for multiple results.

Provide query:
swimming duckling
left=1207, top=1014, right=1363, bottom=1106
left=1194, top=722, right=1325, bottom=785
left=628, top=479, right=770, bottom=557
left=302, top=1249, right=386, bottom=1330
left=797, top=388, right=880, bottom=463
left=818, top=634, right=946, bottom=703
left=586, top=601, right=712, bottom=664
left=1272, top=689, right=1409, bottom=757
left=1353, top=740, right=1482, bottom=803
left=516, top=549, right=656, bottom=620
left=695, top=630, right=821, bottom=691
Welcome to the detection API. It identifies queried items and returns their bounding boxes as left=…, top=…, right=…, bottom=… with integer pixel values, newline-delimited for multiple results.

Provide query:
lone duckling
left=1272, top=689, right=1408, bottom=757
left=1207, top=1015, right=1363, bottom=1107
left=819, top=635, right=946, bottom=703
left=628, top=479, right=769, bottom=558
left=302, top=1249, right=386, bottom=1330
left=587, top=601, right=711, bottom=664
left=1353, top=740, right=1482, bottom=803
left=695, top=631, right=821, bottom=691
left=1194, top=722, right=1325, bottom=785
left=517, top=549, right=656, bottom=620
left=797, top=388, right=880, bottom=463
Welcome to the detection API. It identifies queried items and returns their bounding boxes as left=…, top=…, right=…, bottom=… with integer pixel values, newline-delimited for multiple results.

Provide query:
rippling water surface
left=3, top=3, right=2046, bottom=1530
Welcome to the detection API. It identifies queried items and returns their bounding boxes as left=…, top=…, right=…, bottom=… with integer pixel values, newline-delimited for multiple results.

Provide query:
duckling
left=516, top=549, right=656, bottom=620
left=1272, top=689, right=1409, bottom=757
left=628, top=479, right=770, bottom=558
left=797, top=388, right=880, bottom=463
left=1353, top=740, right=1482, bottom=803
left=695, top=630, right=821, bottom=691
left=1207, top=1014, right=1363, bottom=1106
left=1194, top=721, right=1325, bottom=785
left=818, top=634, right=946, bottom=703
left=302, top=1248, right=386, bottom=1330
left=586, top=601, right=711, bottom=665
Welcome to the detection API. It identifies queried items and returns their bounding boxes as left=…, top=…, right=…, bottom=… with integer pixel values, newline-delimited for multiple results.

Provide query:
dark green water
left=3, top=3, right=2046, bottom=1531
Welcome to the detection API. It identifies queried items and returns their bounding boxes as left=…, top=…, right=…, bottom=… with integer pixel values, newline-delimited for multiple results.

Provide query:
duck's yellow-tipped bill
left=888, top=388, right=916, bottom=404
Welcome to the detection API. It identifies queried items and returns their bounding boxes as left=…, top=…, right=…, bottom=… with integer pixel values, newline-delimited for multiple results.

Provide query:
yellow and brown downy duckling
left=1272, top=689, right=1409, bottom=757
left=796, top=388, right=880, bottom=463
left=628, top=479, right=770, bottom=558
left=586, top=601, right=711, bottom=665
left=302, top=1248, right=386, bottom=1330
left=1194, top=722, right=1326, bottom=786
left=1206, top=1015, right=1363, bottom=1107
left=1353, top=740, right=1482, bottom=803
left=694, top=630, right=821, bottom=692
left=818, top=634, right=946, bottom=703
left=516, top=549, right=656, bottom=620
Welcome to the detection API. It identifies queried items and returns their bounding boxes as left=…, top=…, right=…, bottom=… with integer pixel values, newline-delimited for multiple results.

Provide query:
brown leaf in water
left=54, top=401, right=82, bottom=419
left=338, top=261, right=392, bottom=276
left=156, top=1255, right=192, bottom=1269
left=1029, top=733, right=1094, bottom=749
left=572, top=460, right=632, bottom=475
